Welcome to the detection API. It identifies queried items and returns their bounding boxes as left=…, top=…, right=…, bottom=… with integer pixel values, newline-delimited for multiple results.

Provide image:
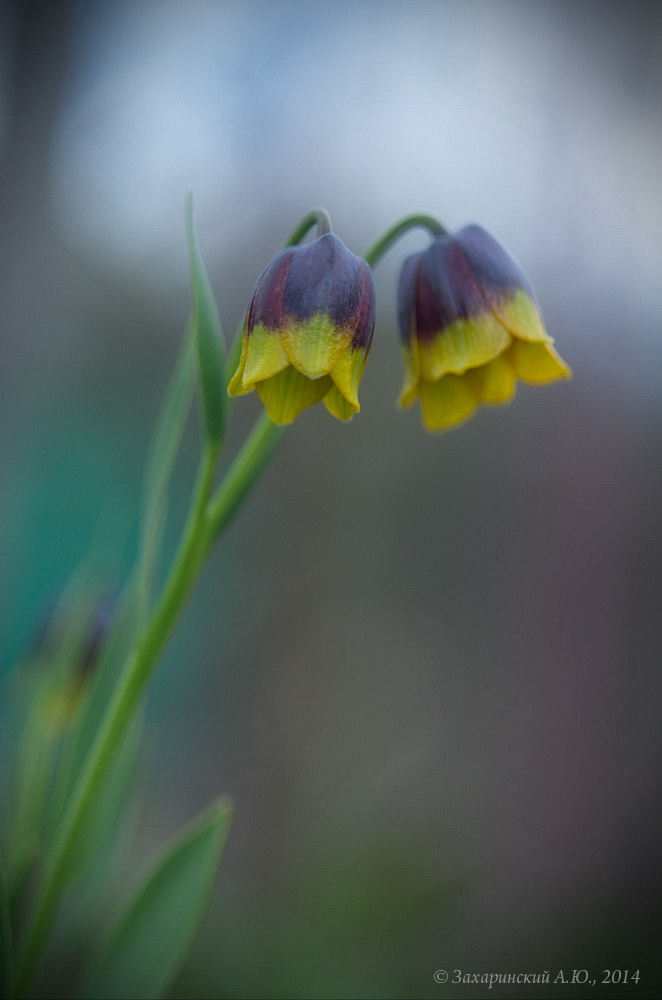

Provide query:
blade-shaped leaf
left=1, top=853, right=13, bottom=998
left=53, top=323, right=194, bottom=825
left=46, top=587, right=140, bottom=834
left=186, top=193, right=226, bottom=445
left=78, top=798, right=232, bottom=1000
left=61, top=711, right=143, bottom=887
left=7, top=588, right=106, bottom=886
left=48, top=720, right=146, bottom=967
left=136, top=329, right=195, bottom=623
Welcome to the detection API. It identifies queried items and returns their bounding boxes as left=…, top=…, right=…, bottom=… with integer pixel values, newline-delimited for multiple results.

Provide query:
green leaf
left=78, top=799, right=232, bottom=1000
left=6, top=588, right=104, bottom=886
left=1, top=853, right=13, bottom=999
left=186, top=193, right=226, bottom=445
left=49, top=716, right=144, bottom=959
left=5, top=691, right=56, bottom=886
left=46, top=588, right=140, bottom=835
left=137, top=329, right=195, bottom=623
left=63, top=711, right=143, bottom=887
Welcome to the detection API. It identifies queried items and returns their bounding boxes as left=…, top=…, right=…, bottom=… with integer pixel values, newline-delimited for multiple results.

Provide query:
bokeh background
left=1, top=1, right=661, bottom=997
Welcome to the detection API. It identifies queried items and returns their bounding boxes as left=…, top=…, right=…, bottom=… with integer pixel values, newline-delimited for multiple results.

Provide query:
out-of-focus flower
left=398, top=225, right=571, bottom=432
left=229, top=234, right=375, bottom=424
left=23, top=593, right=116, bottom=734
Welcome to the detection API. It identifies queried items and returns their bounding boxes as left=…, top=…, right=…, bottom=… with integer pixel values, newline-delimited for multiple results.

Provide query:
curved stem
left=362, top=213, right=447, bottom=269
left=284, top=206, right=332, bottom=246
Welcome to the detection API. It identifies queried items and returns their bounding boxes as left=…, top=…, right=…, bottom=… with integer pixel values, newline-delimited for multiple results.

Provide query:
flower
left=229, top=234, right=376, bottom=425
left=397, top=225, right=571, bottom=432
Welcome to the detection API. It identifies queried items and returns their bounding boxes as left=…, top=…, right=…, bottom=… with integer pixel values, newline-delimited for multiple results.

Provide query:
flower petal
left=453, top=226, right=550, bottom=343
left=330, top=347, right=368, bottom=408
left=236, top=323, right=290, bottom=390
left=491, top=289, right=550, bottom=343
left=506, top=339, right=572, bottom=383
left=417, top=313, right=510, bottom=381
left=418, top=373, right=480, bottom=432
left=398, top=342, right=420, bottom=408
left=397, top=251, right=425, bottom=345
left=256, top=367, right=332, bottom=425
left=468, top=353, right=517, bottom=405
left=281, top=313, right=352, bottom=378
left=323, top=385, right=356, bottom=421
left=323, top=347, right=369, bottom=421
left=227, top=333, right=251, bottom=396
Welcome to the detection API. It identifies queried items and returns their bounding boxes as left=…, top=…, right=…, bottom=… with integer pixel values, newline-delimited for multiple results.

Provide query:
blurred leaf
left=6, top=589, right=104, bottom=887
left=47, top=718, right=146, bottom=974
left=186, top=194, right=226, bottom=445
left=5, top=693, right=53, bottom=888
left=136, top=330, right=195, bottom=624
left=78, top=798, right=233, bottom=1000
left=61, top=711, right=143, bottom=888
left=46, top=589, right=140, bottom=835
left=1, top=853, right=13, bottom=999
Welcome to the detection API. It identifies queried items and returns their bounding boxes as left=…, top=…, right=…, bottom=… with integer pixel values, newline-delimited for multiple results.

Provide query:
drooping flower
left=398, top=225, right=571, bottom=432
left=229, top=234, right=375, bottom=425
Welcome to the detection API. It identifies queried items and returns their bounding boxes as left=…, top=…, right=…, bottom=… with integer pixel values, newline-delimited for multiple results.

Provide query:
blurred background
left=1, top=1, right=661, bottom=997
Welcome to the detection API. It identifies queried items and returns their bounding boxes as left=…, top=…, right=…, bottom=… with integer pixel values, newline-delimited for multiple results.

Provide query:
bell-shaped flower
left=398, top=225, right=571, bottom=432
left=229, top=234, right=375, bottom=425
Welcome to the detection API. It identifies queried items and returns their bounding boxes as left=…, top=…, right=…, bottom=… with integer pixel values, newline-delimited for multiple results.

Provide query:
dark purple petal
left=347, top=260, right=376, bottom=352
left=397, top=251, right=425, bottom=345
left=246, top=246, right=297, bottom=331
left=453, top=224, right=537, bottom=304
left=285, top=234, right=373, bottom=328
left=247, top=234, right=375, bottom=352
left=415, top=235, right=487, bottom=341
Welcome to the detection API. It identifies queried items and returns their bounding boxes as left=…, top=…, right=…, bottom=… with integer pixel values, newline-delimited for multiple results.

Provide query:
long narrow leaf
left=60, top=711, right=143, bottom=888
left=48, top=716, right=145, bottom=968
left=7, top=588, right=105, bottom=887
left=186, top=194, right=226, bottom=445
left=0, top=853, right=13, bottom=999
left=6, top=700, right=55, bottom=892
left=49, top=331, right=194, bottom=847
left=78, top=798, right=232, bottom=1000
left=45, top=587, right=140, bottom=835
left=136, top=330, right=195, bottom=624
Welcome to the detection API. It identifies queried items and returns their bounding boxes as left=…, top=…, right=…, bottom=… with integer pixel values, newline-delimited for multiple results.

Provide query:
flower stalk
left=362, top=213, right=447, bottom=268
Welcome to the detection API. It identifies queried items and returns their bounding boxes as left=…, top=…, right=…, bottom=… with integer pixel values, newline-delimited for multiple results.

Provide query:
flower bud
left=398, top=225, right=571, bottom=432
left=229, top=234, right=375, bottom=424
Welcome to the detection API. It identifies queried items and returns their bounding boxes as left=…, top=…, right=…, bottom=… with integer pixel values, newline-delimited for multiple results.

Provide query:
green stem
left=284, top=207, right=332, bottom=246
left=207, top=411, right=286, bottom=541
left=362, top=213, right=447, bottom=269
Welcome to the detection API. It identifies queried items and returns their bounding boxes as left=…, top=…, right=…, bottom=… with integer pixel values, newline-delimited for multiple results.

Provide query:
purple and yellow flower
left=229, top=234, right=375, bottom=425
left=398, top=224, right=571, bottom=432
